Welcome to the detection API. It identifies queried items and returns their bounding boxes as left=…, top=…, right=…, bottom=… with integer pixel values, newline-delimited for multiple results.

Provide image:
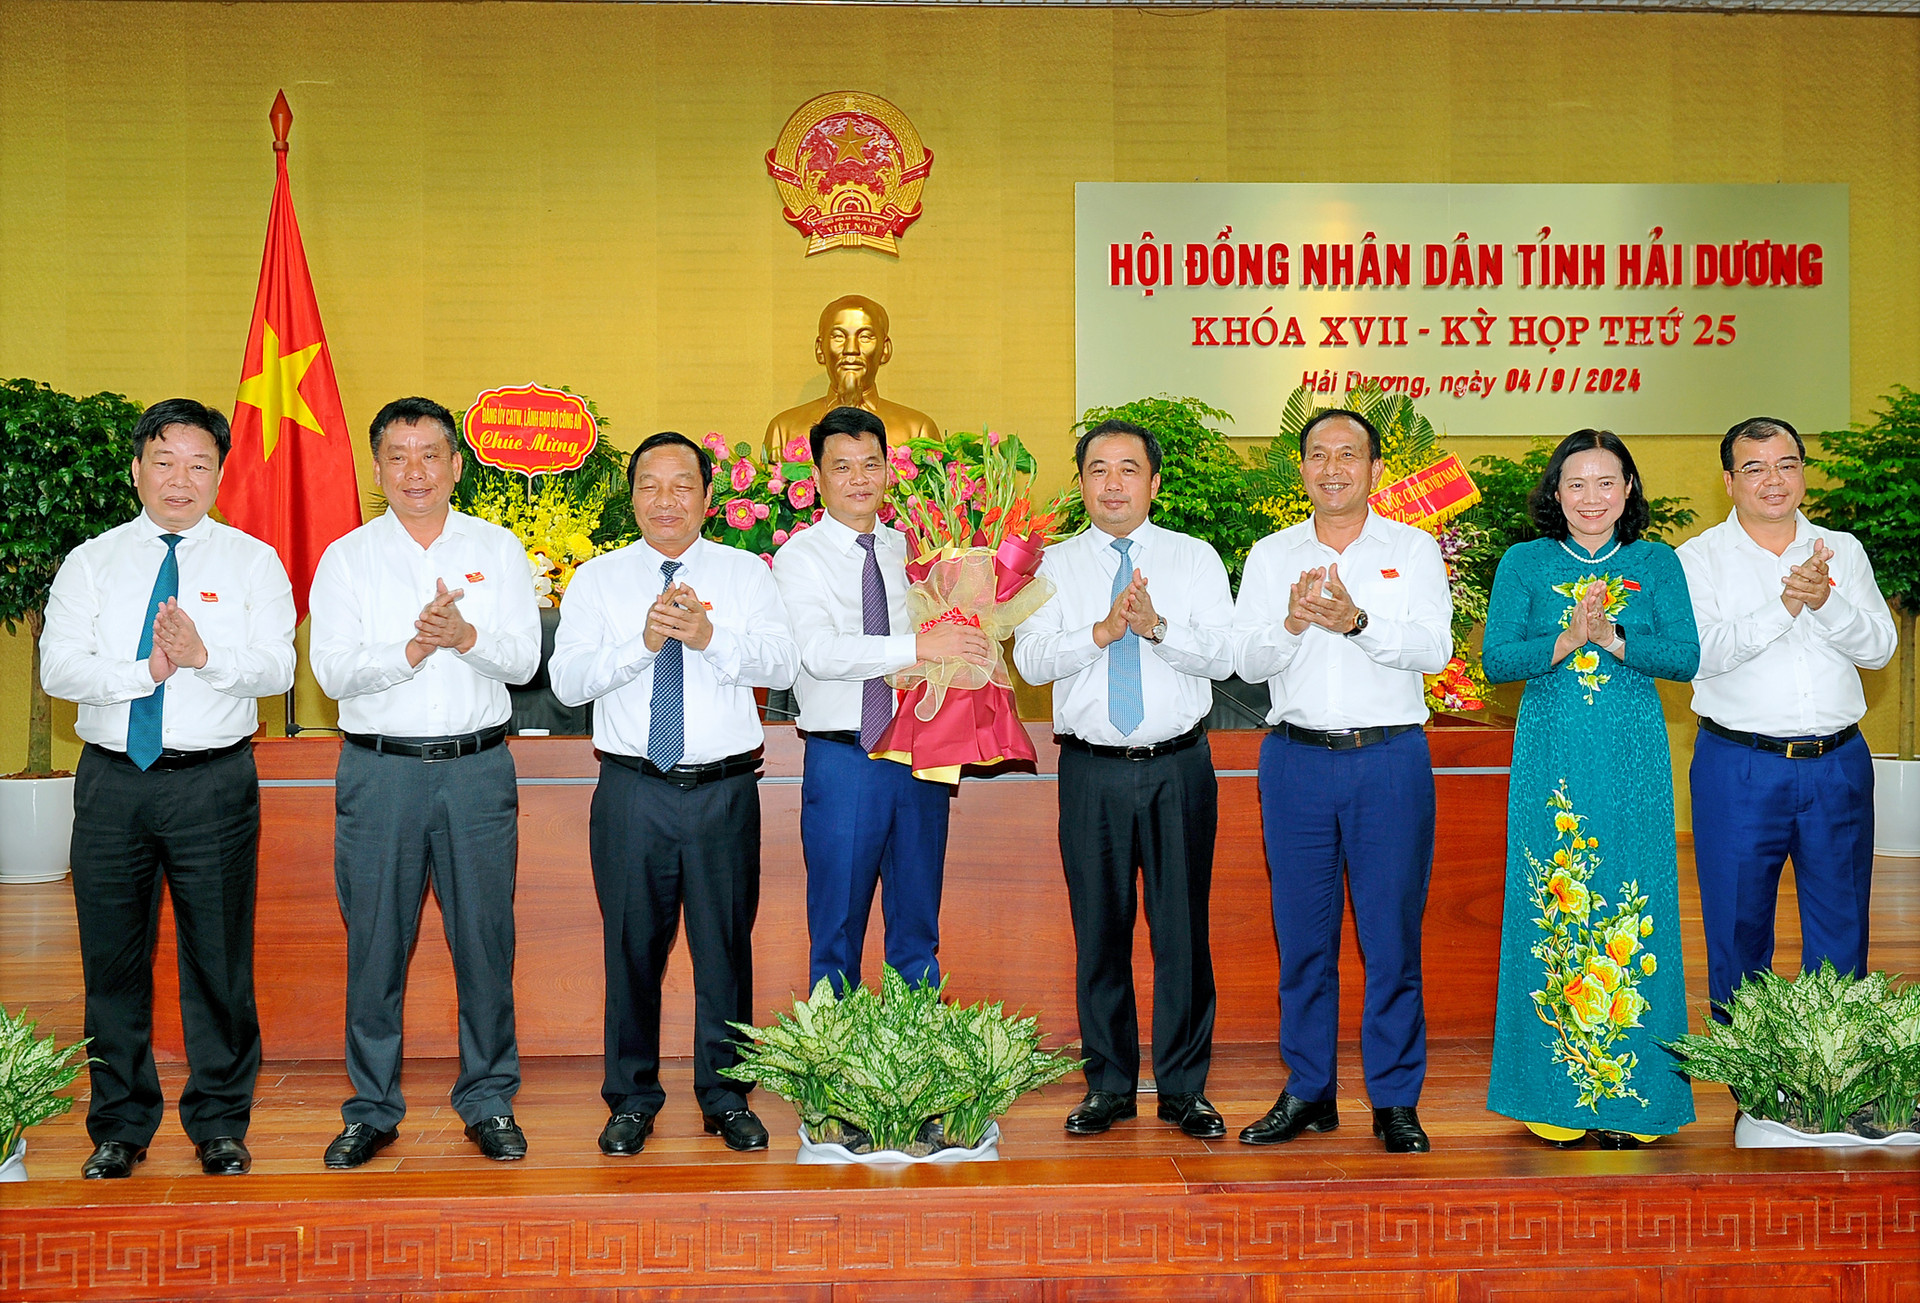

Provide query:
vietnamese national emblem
left=766, top=91, right=932, bottom=257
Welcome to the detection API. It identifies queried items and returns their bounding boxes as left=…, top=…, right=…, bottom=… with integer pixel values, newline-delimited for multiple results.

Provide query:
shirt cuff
left=699, top=626, right=742, bottom=682
left=883, top=632, right=920, bottom=674
left=380, top=640, right=419, bottom=683
left=1803, top=586, right=1854, bottom=631
left=193, top=643, right=232, bottom=690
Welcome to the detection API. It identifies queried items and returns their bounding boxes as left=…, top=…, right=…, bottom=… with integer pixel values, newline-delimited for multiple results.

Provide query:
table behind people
left=37, top=397, right=296, bottom=1180
left=308, top=395, right=541, bottom=1170
left=1012, top=418, right=1237, bottom=1142
left=548, top=431, right=799, bottom=1157
left=1678, top=417, right=1897, bottom=1027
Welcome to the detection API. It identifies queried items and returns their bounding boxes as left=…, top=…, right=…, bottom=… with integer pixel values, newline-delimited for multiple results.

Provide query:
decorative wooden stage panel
left=144, top=722, right=1517, bottom=1062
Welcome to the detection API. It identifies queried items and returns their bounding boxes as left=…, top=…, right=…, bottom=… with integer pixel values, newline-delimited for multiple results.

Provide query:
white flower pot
left=796, top=1121, right=1001, bottom=1165
left=1734, top=1114, right=1920, bottom=1150
left=0, top=775, right=74, bottom=884
left=1872, top=756, right=1920, bottom=857
left=0, top=1136, right=26, bottom=1182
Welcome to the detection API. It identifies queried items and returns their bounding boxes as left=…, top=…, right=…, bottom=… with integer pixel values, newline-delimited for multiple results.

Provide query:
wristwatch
left=1344, top=609, right=1370, bottom=638
left=1147, top=616, right=1168, bottom=645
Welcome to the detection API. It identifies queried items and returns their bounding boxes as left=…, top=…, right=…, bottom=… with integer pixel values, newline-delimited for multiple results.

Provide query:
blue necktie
left=127, top=533, right=182, bottom=770
left=1107, top=537, right=1144, bottom=736
left=647, top=559, right=686, bottom=770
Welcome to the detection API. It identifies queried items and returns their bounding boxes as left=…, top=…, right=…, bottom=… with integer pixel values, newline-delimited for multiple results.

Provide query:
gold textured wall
left=2, top=2, right=1916, bottom=827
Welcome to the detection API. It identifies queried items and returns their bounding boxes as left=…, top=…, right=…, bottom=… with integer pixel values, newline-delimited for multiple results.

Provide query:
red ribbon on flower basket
left=870, top=537, right=1054, bottom=784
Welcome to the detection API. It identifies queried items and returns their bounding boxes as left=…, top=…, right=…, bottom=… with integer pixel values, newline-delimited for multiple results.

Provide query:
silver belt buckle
left=1326, top=729, right=1357, bottom=749
left=420, top=738, right=462, bottom=763
left=1123, top=744, right=1155, bottom=761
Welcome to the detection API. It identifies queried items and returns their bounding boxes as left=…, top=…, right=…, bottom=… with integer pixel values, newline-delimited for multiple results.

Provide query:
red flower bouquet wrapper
left=871, top=541, right=1054, bottom=784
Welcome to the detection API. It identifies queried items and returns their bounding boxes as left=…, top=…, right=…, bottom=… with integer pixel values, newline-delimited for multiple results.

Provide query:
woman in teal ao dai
left=1482, top=430, right=1700, bottom=1146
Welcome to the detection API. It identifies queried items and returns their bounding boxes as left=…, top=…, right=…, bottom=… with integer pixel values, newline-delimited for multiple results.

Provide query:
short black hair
left=1298, top=408, right=1382, bottom=462
left=627, top=431, right=713, bottom=490
left=369, top=396, right=458, bottom=456
left=1075, top=418, right=1162, bottom=476
left=132, top=399, right=231, bottom=465
left=809, top=405, right=888, bottom=465
left=1528, top=428, right=1652, bottom=545
left=1721, top=416, right=1806, bottom=471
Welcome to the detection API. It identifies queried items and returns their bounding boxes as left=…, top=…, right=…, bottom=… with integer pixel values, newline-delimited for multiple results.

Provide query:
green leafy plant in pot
left=1665, top=962, right=1920, bottom=1146
left=1804, top=385, right=1920, bottom=854
left=0, top=1006, right=91, bottom=1178
left=724, top=965, right=1081, bottom=1159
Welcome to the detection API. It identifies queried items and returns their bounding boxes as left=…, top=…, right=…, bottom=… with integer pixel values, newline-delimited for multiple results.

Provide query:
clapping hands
left=1781, top=539, right=1834, bottom=616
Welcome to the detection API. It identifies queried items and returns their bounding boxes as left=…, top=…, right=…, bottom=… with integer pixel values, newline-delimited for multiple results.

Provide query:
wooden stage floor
left=4, top=852, right=1918, bottom=1300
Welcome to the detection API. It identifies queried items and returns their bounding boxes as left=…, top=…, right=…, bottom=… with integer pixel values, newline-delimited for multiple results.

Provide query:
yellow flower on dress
left=1592, top=1055, right=1624, bottom=1085
left=1605, top=928, right=1638, bottom=966
left=1555, top=812, right=1579, bottom=834
left=1608, top=988, right=1647, bottom=1028
left=1585, top=955, right=1623, bottom=994
left=1639, top=916, right=1654, bottom=937
left=1573, top=649, right=1600, bottom=673
left=1547, top=873, right=1589, bottom=918
left=1564, top=974, right=1611, bottom=1031
left=1640, top=953, right=1657, bottom=976
left=1553, top=848, right=1571, bottom=868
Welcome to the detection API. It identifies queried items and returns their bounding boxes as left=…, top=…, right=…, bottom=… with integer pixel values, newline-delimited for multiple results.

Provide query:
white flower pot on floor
left=797, top=1121, right=1001, bottom=1165
left=1873, top=757, right=1920, bottom=857
left=0, top=775, right=74, bottom=884
left=0, top=1137, right=26, bottom=1182
left=1734, top=1114, right=1920, bottom=1150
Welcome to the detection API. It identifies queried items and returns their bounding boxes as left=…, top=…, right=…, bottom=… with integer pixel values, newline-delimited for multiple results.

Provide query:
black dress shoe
left=1594, top=1129, right=1646, bottom=1150
left=195, top=1136, right=251, bottom=1175
left=1372, top=1106, right=1431, bottom=1153
left=323, top=1122, right=399, bottom=1169
left=465, top=1115, right=528, bottom=1161
left=703, top=1108, right=769, bottom=1152
left=1239, top=1092, right=1339, bottom=1145
left=599, top=1111, right=656, bottom=1156
left=81, top=1140, right=147, bottom=1179
left=1064, top=1090, right=1138, bottom=1135
left=1157, top=1093, right=1227, bottom=1139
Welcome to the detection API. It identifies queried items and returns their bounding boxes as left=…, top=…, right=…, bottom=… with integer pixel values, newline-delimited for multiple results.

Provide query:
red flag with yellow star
left=218, top=90, right=361, bottom=622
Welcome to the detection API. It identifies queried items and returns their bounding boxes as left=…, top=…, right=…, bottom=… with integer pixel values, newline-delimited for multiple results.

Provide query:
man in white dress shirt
left=308, top=396, right=541, bottom=1168
left=1012, top=419, right=1237, bottom=1140
left=550, top=432, right=798, bottom=1155
left=1233, top=408, right=1451, bottom=1154
left=1678, top=417, right=1896, bottom=1023
left=41, top=398, right=295, bottom=1179
left=771, top=406, right=991, bottom=995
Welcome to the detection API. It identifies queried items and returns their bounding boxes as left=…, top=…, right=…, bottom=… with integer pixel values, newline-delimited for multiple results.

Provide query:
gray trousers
left=333, top=741, right=520, bottom=1129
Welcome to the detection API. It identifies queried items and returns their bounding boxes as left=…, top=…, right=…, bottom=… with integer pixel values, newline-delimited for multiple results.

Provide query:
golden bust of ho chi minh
left=763, top=295, right=940, bottom=459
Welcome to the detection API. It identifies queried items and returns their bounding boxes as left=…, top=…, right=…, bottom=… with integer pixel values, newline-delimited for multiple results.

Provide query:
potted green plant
left=724, top=965, right=1080, bottom=1164
left=0, top=1006, right=91, bottom=1180
left=1666, top=962, right=1920, bottom=1149
left=1805, top=385, right=1920, bottom=856
left=0, top=379, right=144, bottom=883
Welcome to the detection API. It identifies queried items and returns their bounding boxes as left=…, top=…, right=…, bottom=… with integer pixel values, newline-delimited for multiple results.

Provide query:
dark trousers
left=1057, top=739, right=1218, bottom=1098
left=333, top=742, right=520, bottom=1130
left=69, top=742, right=261, bottom=1146
left=1259, top=728, right=1434, bottom=1108
left=799, top=735, right=951, bottom=992
left=1691, top=726, right=1876, bottom=1020
left=589, top=760, right=760, bottom=1117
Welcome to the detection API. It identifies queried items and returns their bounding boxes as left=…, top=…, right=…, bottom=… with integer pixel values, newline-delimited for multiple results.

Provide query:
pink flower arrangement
left=730, top=459, right=755, bottom=492
left=772, top=528, right=790, bottom=545
left=782, top=436, right=811, bottom=463
left=703, top=432, right=730, bottom=456
left=751, top=501, right=770, bottom=520
left=789, top=479, right=817, bottom=509
left=724, top=500, right=756, bottom=530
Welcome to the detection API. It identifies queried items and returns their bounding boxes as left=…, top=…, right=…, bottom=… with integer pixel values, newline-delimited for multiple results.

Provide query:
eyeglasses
left=1735, top=458, right=1804, bottom=483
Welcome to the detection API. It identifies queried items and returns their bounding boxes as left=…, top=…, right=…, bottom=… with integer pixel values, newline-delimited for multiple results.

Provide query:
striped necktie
left=857, top=533, right=893, bottom=753
left=646, top=559, right=685, bottom=770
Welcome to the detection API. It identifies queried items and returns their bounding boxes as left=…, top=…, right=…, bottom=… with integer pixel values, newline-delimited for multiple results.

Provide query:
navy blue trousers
left=1690, top=725, right=1875, bottom=1020
left=799, top=735, right=952, bottom=991
left=1258, top=728, right=1434, bottom=1108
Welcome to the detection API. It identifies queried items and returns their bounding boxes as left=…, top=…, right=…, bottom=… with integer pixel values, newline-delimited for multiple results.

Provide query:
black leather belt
left=801, top=729, right=864, bottom=748
left=344, top=724, right=508, bottom=761
left=1057, top=723, right=1206, bottom=762
left=1275, top=721, right=1421, bottom=751
left=89, top=737, right=251, bottom=771
left=1702, top=718, right=1859, bottom=760
left=603, top=748, right=763, bottom=790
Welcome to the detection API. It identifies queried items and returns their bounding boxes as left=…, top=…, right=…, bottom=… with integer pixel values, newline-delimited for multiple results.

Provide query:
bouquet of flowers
left=701, top=433, right=827, bottom=563
left=873, top=430, right=1057, bottom=784
left=466, top=477, right=621, bottom=608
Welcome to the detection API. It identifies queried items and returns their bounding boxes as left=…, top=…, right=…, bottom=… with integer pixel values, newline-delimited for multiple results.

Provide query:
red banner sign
left=463, top=384, right=597, bottom=477
left=1369, top=453, right=1481, bottom=532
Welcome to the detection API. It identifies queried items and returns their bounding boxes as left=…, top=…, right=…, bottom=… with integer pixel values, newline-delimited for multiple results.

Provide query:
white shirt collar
left=134, top=510, right=216, bottom=542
